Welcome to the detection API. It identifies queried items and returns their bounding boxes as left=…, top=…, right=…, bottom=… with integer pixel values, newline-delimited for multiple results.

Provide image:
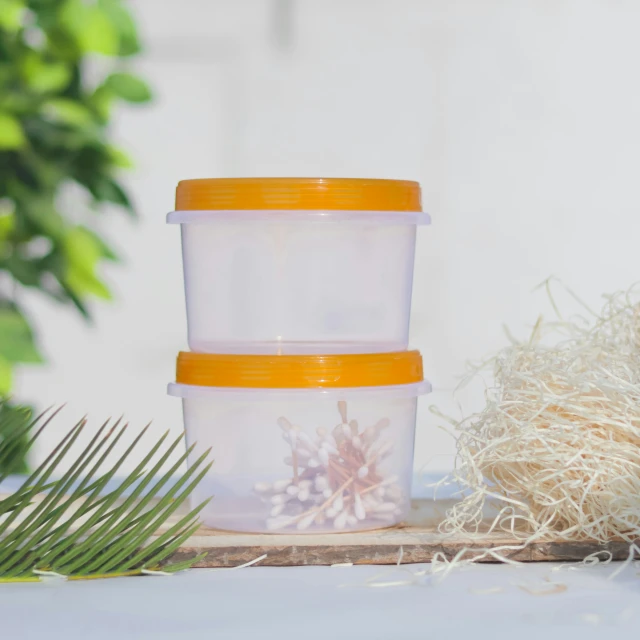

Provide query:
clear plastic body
left=168, top=382, right=430, bottom=533
left=168, top=211, right=429, bottom=354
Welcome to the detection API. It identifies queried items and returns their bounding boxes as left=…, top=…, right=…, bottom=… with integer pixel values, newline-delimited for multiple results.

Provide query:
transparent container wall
left=182, top=392, right=418, bottom=533
left=180, top=221, right=417, bottom=354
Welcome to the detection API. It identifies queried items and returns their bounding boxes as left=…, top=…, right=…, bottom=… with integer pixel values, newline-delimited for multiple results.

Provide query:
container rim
left=166, top=209, right=431, bottom=225
left=175, top=177, right=423, bottom=213
left=174, top=350, right=425, bottom=389
left=167, top=380, right=432, bottom=400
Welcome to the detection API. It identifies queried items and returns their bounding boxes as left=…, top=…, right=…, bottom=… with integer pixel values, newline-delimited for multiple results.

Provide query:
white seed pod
left=273, top=479, right=292, bottom=492
left=270, top=503, right=285, bottom=517
left=296, top=512, right=317, bottom=531
left=354, top=493, right=366, bottom=520
left=298, top=487, right=310, bottom=502
left=320, top=440, right=338, bottom=455
left=346, top=514, right=358, bottom=527
left=318, top=448, right=329, bottom=465
left=253, top=482, right=272, bottom=493
left=314, top=475, right=329, bottom=491
left=373, top=502, right=397, bottom=513
left=271, top=493, right=290, bottom=505
left=332, top=492, right=344, bottom=512
left=362, top=494, right=379, bottom=509
left=333, top=510, right=348, bottom=530
left=362, top=426, right=377, bottom=446
left=296, top=447, right=311, bottom=459
left=277, top=417, right=293, bottom=432
left=286, top=485, right=300, bottom=496
left=307, top=457, right=320, bottom=468
left=357, top=466, right=369, bottom=479
left=352, top=436, right=362, bottom=450
left=297, top=431, right=316, bottom=448
left=325, top=507, right=337, bottom=518
left=341, top=423, right=352, bottom=439
left=323, top=488, right=333, bottom=499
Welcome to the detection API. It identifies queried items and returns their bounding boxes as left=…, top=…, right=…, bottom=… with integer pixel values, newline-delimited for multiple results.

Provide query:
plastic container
left=168, top=350, right=431, bottom=533
left=167, top=178, right=430, bottom=354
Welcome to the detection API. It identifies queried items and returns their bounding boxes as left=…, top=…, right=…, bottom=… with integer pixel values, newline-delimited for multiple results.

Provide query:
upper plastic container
left=167, top=178, right=430, bottom=354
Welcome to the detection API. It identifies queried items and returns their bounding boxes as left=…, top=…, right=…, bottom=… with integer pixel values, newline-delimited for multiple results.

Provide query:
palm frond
left=0, top=404, right=210, bottom=581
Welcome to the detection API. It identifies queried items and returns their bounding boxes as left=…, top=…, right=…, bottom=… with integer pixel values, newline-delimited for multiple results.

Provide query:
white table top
left=2, top=475, right=639, bottom=637
left=3, top=561, right=639, bottom=638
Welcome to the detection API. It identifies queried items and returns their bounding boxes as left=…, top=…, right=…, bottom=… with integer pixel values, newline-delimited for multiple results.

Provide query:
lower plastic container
left=168, top=351, right=431, bottom=533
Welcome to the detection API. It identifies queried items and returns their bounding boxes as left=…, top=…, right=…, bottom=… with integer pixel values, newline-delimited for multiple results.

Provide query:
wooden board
left=163, top=499, right=630, bottom=568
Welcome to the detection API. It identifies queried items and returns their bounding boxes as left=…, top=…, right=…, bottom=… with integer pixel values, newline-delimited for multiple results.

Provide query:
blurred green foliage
left=0, top=0, right=151, bottom=472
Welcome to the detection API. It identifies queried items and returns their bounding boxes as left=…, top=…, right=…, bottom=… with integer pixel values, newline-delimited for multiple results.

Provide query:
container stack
left=167, top=178, right=431, bottom=533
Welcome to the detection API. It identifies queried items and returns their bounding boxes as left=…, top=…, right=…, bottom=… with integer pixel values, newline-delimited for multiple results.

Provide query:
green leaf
left=90, top=85, right=113, bottom=121
left=64, top=226, right=111, bottom=300
left=0, top=407, right=211, bottom=579
left=42, top=99, right=94, bottom=127
left=0, top=307, right=43, bottom=364
left=98, top=0, right=141, bottom=56
left=106, top=145, right=134, bottom=169
left=0, top=356, right=12, bottom=395
left=0, top=212, right=15, bottom=242
left=3, top=254, right=43, bottom=288
left=0, top=0, right=25, bottom=32
left=59, top=0, right=119, bottom=56
left=21, top=55, right=72, bottom=94
left=0, top=403, right=32, bottom=475
left=87, top=175, right=133, bottom=212
left=105, top=72, right=151, bottom=103
left=0, top=112, right=26, bottom=149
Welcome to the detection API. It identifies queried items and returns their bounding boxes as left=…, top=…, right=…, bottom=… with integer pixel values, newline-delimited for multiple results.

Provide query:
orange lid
left=175, top=178, right=422, bottom=212
left=175, top=351, right=424, bottom=389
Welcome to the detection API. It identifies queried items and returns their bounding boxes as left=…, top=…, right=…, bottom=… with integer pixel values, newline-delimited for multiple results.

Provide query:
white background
left=15, top=0, right=640, bottom=473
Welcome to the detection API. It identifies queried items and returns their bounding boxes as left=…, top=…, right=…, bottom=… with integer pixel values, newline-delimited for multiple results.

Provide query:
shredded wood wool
left=437, top=281, right=640, bottom=544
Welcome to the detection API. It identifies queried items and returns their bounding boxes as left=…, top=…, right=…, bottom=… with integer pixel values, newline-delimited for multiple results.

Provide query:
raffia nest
left=440, top=282, right=640, bottom=544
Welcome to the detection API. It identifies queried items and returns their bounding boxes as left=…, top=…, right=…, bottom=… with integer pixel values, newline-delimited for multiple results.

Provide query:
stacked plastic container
left=168, top=178, right=431, bottom=533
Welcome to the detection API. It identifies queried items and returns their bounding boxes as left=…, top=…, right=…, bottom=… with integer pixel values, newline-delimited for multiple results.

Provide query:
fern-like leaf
left=0, top=405, right=210, bottom=581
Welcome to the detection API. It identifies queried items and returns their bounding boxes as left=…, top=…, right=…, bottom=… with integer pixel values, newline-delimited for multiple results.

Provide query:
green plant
left=0, top=404, right=210, bottom=582
left=0, top=0, right=152, bottom=470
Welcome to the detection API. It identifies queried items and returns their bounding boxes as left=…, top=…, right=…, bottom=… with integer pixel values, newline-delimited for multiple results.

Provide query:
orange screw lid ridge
left=175, top=351, right=424, bottom=389
left=175, top=178, right=422, bottom=212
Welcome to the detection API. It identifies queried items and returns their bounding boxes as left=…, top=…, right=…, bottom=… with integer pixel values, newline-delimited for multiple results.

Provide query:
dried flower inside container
left=253, top=401, right=405, bottom=532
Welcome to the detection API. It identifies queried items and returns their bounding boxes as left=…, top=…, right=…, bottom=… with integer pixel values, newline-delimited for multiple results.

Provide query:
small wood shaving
left=517, top=582, right=568, bottom=596
left=140, top=568, right=174, bottom=577
left=330, top=563, right=354, bottom=568
left=469, top=586, right=505, bottom=595
left=206, top=554, right=268, bottom=573
left=551, top=550, right=613, bottom=572
left=32, top=569, right=66, bottom=579
left=608, top=544, right=640, bottom=580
